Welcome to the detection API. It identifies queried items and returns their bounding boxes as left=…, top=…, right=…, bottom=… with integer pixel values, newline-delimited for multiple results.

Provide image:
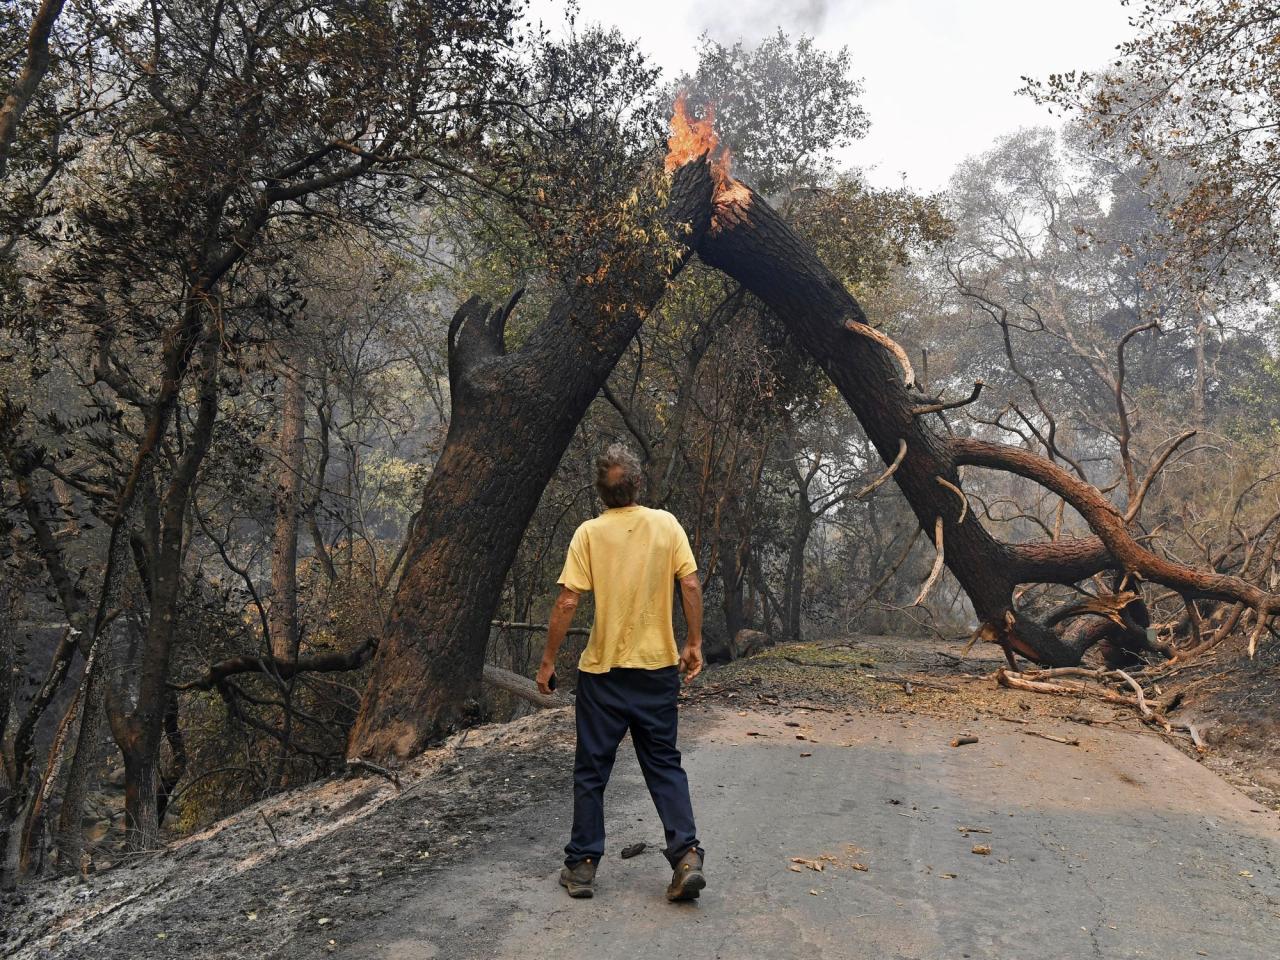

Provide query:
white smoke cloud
left=690, top=0, right=836, bottom=42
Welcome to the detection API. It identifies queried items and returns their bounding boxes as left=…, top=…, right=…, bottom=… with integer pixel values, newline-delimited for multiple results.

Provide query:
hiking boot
left=666, top=847, right=706, bottom=902
left=559, top=858, right=596, bottom=898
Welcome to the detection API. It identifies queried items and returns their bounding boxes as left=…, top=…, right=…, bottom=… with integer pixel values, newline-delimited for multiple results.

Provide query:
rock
left=730, top=629, right=772, bottom=660
left=105, top=766, right=127, bottom=788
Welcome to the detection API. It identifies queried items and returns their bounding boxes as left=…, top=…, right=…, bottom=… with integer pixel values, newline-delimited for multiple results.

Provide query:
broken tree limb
left=854, top=438, right=907, bottom=499
left=482, top=663, right=572, bottom=709
left=995, top=668, right=1141, bottom=709
left=1114, top=669, right=1153, bottom=720
left=1124, top=430, right=1197, bottom=523
left=913, top=517, right=946, bottom=607
left=844, top=320, right=915, bottom=388
left=952, top=437, right=1280, bottom=616
left=171, top=638, right=378, bottom=691
left=912, top=380, right=984, bottom=417
left=687, top=154, right=1280, bottom=665
left=1044, top=591, right=1142, bottom=629
left=935, top=476, right=969, bottom=523
left=1170, top=721, right=1206, bottom=753
left=693, top=171, right=1129, bottom=667
left=1248, top=610, right=1269, bottom=658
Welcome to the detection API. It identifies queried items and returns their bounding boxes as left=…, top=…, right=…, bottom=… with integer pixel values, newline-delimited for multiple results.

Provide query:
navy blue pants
left=564, top=666, right=702, bottom=869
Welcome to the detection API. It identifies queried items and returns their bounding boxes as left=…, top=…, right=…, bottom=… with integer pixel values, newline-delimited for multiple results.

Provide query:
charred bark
left=695, top=187, right=1042, bottom=655
left=694, top=178, right=1280, bottom=665
left=347, top=161, right=714, bottom=761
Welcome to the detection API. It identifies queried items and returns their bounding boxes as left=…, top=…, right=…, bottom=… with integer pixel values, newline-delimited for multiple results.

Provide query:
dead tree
left=346, top=160, right=714, bottom=761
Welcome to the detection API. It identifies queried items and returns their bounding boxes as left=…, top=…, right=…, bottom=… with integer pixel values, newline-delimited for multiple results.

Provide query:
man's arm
left=537, top=586, right=580, bottom=694
left=677, top=572, right=703, bottom=682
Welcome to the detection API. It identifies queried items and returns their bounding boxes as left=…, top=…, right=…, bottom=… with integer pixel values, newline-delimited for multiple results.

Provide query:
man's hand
left=679, top=642, right=703, bottom=683
left=536, top=658, right=557, bottom=696
left=677, top=573, right=704, bottom=684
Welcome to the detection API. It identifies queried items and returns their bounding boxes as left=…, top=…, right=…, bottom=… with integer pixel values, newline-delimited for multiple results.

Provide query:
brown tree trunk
left=52, top=550, right=134, bottom=871
left=0, top=0, right=67, bottom=178
left=120, top=734, right=160, bottom=850
left=269, top=343, right=307, bottom=660
left=783, top=511, right=812, bottom=642
left=347, top=162, right=713, bottom=762
left=104, top=324, right=221, bottom=852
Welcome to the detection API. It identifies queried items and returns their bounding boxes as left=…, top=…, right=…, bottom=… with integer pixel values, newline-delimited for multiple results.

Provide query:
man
left=536, top=442, right=706, bottom=902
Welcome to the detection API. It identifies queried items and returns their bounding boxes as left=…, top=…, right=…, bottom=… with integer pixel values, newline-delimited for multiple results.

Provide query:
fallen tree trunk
left=690, top=162, right=1280, bottom=666
left=346, top=161, right=713, bottom=761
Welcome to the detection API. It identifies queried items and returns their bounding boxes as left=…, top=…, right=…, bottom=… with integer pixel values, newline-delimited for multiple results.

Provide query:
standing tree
left=1027, top=0, right=1280, bottom=282
left=4, top=0, right=532, bottom=864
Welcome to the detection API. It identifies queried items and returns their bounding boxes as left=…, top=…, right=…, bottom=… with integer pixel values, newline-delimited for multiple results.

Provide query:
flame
left=666, top=92, right=751, bottom=235
left=666, top=92, right=734, bottom=190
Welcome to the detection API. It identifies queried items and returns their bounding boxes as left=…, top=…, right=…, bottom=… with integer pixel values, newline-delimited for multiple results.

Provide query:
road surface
left=335, top=706, right=1280, bottom=960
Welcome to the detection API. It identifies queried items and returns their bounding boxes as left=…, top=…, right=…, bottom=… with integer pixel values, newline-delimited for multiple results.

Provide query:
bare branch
left=844, top=321, right=915, bottom=388
left=913, top=380, right=984, bottom=417
left=935, top=475, right=969, bottom=523
left=1124, top=430, right=1197, bottom=523
left=855, top=438, right=907, bottom=499
left=914, top=516, right=946, bottom=607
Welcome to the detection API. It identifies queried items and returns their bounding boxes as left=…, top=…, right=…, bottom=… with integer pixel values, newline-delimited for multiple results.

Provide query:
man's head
left=595, top=442, right=643, bottom=508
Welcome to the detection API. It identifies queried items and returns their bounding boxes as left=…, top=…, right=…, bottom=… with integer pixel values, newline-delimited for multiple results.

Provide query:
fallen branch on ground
left=1021, top=729, right=1080, bottom=746
left=482, top=663, right=572, bottom=709
left=346, top=757, right=402, bottom=789
left=996, top=667, right=1206, bottom=754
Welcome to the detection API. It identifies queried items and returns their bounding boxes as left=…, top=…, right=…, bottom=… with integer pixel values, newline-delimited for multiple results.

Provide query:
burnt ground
left=4, top=633, right=1279, bottom=959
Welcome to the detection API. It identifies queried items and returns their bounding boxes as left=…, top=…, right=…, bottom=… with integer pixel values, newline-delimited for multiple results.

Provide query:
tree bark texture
left=347, top=161, right=714, bottom=761
left=269, top=343, right=307, bottom=660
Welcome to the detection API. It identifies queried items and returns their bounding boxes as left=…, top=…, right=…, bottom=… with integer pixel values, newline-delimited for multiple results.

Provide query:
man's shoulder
left=642, top=506, right=686, bottom=531
left=575, top=515, right=604, bottom=535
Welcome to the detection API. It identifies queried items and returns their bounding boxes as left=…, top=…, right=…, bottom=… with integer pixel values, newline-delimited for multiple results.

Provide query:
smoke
left=692, top=0, right=835, bottom=42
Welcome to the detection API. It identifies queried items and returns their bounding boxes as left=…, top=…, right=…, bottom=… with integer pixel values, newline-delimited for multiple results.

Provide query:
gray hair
left=595, top=442, right=643, bottom=508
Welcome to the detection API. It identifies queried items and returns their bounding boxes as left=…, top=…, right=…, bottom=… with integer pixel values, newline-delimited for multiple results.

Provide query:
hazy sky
left=529, top=0, right=1136, bottom=192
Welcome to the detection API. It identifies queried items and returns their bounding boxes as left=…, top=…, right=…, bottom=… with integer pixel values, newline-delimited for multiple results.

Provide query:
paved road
left=334, top=705, right=1280, bottom=960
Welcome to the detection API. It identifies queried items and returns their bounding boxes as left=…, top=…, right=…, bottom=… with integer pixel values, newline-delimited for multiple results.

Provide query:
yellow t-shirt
left=558, top=505, right=698, bottom=673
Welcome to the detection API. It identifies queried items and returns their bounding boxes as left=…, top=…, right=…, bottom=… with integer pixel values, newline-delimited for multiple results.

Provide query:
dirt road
left=332, top=705, right=1280, bottom=960
left=8, top=639, right=1280, bottom=960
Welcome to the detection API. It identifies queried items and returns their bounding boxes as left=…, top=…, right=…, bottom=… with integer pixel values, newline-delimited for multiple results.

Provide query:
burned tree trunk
left=695, top=188, right=1057, bottom=658
left=347, top=162, right=714, bottom=761
left=693, top=176, right=1280, bottom=665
